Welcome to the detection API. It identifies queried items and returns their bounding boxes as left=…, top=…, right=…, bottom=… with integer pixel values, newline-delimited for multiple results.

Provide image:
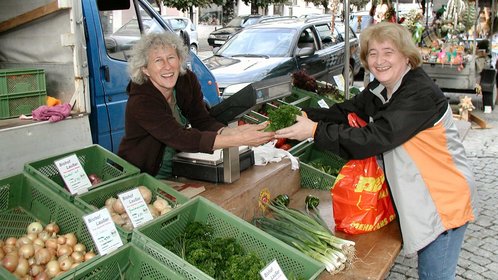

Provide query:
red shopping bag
left=331, top=113, right=396, bottom=234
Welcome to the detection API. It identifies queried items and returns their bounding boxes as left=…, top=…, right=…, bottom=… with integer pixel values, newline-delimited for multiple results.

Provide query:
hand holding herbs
left=265, top=104, right=301, bottom=132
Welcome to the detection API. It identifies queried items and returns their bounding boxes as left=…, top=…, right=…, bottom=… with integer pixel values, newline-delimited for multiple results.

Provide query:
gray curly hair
left=128, top=32, right=189, bottom=84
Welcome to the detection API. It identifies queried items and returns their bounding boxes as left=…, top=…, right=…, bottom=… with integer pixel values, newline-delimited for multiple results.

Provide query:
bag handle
left=347, top=113, right=367, bottom=128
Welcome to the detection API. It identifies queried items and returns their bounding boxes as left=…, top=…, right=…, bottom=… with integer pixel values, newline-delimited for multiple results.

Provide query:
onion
left=153, top=198, right=170, bottom=213
left=2, top=253, right=18, bottom=272
left=27, top=222, right=43, bottom=235
left=34, top=271, right=49, bottom=280
left=30, top=264, right=43, bottom=277
left=73, top=243, right=86, bottom=253
left=111, top=213, right=125, bottom=225
left=64, top=233, right=77, bottom=248
left=5, top=237, right=17, bottom=246
left=0, top=248, right=4, bottom=260
left=112, top=199, right=125, bottom=214
left=26, top=233, right=38, bottom=241
left=45, top=259, right=60, bottom=278
left=19, top=244, right=35, bottom=259
left=57, top=244, right=73, bottom=257
left=57, top=235, right=67, bottom=245
left=84, top=250, right=96, bottom=261
left=71, top=251, right=84, bottom=263
left=16, top=237, right=33, bottom=248
left=34, top=248, right=51, bottom=265
left=15, top=257, right=29, bottom=277
left=44, top=238, right=57, bottom=250
left=138, top=186, right=152, bottom=204
left=147, top=204, right=159, bottom=218
left=3, top=244, right=17, bottom=254
left=32, top=238, right=45, bottom=248
left=58, top=255, right=74, bottom=271
left=44, top=223, right=60, bottom=235
left=37, top=231, right=51, bottom=242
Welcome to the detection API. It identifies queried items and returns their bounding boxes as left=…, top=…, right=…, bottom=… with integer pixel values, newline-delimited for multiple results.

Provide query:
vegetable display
left=0, top=221, right=95, bottom=279
left=265, top=104, right=301, bottom=132
left=164, top=221, right=265, bottom=279
left=305, top=195, right=320, bottom=210
left=253, top=203, right=355, bottom=274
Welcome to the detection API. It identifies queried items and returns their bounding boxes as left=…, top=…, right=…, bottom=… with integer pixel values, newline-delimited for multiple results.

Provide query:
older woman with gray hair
left=275, top=22, right=477, bottom=279
left=118, top=32, right=274, bottom=179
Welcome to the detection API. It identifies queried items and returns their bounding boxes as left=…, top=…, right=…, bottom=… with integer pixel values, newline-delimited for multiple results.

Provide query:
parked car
left=162, top=16, right=199, bottom=54
left=207, top=14, right=274, bottom=48
left=203, top=17, right=361, bottom=96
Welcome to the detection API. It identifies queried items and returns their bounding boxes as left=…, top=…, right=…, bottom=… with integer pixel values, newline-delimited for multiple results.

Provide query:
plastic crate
left=0, top=172, right=101, bottom=280
left=133, top=196, right=325, bottom=280
left=0, top=68, right=47, bottom=119
left=292, top=141, right=346, bottom=190
left=24, top=144, right=140, bottom=202
left=75, top=173, right=189, bottom=241
left=283, top=87, right=336, bottom=109
left=59, top=243, right=184, bottom=280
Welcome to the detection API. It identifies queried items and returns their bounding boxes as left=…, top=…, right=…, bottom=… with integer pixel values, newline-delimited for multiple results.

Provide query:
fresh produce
left=87, top=173, right=102, bottom=186
left=165, top=221, right=265, bottom=279
left=272, top=194, right=290, bottom=207
left=274, top=138, right=287, bottom=149
left=0, top=222, right=95, bottom=279
left=305, top=195, right=320, bottom=209
left=265, top=104, right=301, bottom=132
left=103, top=186, right=176, bottom=231
left=253, top=203, right=355, bottom=274
left=310, top=160, right=340, bottom=177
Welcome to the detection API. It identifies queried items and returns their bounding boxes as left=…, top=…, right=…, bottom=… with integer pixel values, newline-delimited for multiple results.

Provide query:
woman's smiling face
left=367, top=39, right=409, bottom=91
left=142, top=45, right=181, bottom=96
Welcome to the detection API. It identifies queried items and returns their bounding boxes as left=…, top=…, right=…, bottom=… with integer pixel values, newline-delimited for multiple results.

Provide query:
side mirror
left=296, top=47, right=315, bottom=57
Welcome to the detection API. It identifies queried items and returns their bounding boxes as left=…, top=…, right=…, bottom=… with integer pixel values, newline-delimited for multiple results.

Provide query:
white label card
left=260, top=259, right=288, bottom=280
left=333, top=74, right=345, bottom=92
left=83, top=208, right=123, bottom=255
left=317, top=99, right=330, bottom=109
left=54, top=154, right=92, bottom=194
left=118, top=188, right=153, bottom=228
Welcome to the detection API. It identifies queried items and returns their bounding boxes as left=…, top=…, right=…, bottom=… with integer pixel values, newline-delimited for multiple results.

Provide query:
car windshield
left=226, top=16, right=260, bottom=28
left=113, top=18, right=162, bottom=36
left=217, top=28, right=296, bottom=57
left=166, top=18, right=187, bottom=31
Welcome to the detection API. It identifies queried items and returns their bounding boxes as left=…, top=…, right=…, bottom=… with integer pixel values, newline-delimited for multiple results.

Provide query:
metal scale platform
left=171, top=75, right=292, bottom=183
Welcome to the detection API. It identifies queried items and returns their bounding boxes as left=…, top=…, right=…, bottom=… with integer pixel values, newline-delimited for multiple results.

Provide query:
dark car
left=203, top=17, right=361, bottom=96
left=207, top=14, right=274, bottom=48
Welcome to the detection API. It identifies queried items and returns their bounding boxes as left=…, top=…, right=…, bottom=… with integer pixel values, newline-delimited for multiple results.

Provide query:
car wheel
left=190, top=44, right=198, bottom=55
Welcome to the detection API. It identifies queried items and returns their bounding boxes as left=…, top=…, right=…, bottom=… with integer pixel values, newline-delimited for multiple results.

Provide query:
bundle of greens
left=253, top=203, right=355, bottom=274
left=265, top=104, right=301, bottom=132
left=165, top=221, right=265, bottom=279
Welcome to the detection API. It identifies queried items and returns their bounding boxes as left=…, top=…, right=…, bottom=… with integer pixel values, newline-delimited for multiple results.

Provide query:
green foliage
left=265, top=104, right=301, bottom=132
left=161, top=0, right=224, bottom=12
left=165, top=221, right=265, bottom=279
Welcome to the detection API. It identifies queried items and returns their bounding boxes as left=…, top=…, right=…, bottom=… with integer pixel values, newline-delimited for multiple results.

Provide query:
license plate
left=214, top=40, right=225, bottom=45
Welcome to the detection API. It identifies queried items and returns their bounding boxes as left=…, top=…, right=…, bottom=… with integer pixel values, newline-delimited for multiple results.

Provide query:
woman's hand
left=275, top=115, right=317, bottom=141
left=214, top=122, right=275, bottom=149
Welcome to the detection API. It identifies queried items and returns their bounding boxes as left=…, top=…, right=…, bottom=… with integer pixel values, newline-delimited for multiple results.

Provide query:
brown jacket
left=118, top=70, right=224, bottom=175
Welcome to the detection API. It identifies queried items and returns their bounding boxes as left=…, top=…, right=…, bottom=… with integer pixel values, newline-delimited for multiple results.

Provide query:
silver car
left=162, top=16, right=199, bottom=54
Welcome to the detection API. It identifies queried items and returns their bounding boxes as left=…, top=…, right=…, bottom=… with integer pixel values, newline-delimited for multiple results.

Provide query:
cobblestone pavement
left=386, top=106, right=498, bottom=280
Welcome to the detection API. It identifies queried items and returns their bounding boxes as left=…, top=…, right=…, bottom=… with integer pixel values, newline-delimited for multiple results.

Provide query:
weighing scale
left=172, top=75, right=292, bottom=183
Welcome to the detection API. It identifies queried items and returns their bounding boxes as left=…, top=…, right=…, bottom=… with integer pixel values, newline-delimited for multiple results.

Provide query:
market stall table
left=170, top=159, right=402, bottom=279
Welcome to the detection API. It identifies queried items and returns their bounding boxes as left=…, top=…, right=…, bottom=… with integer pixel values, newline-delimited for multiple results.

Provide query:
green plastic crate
left=59, top=243, right=184, bottom=280
left=24, top=144, right=140, bottom=202
left=0, top=68, right=46, bottom=95
left=74, top=173, right=189, bottom=241
left=0, top=172, right=101, bottom=280
left=0, top=68, right=47, bottom=119
left=292, top=141, right=346, bottom=190
left=133, top=196, right=325, bottom=280
left=283, top=87, right=336, bottom=109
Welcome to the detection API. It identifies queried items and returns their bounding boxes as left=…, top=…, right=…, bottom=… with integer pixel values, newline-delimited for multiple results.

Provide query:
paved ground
left=386, top=105, right=498, bottom=279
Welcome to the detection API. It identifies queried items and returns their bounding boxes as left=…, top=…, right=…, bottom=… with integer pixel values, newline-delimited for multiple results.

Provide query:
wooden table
left=173, top=159, right=402, bottom=280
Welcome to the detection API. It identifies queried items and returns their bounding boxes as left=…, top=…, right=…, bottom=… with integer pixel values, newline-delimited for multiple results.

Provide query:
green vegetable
left=310, top=160, right=340, bottom=176
left=265, top=104, right=301, bottom=131
left=165, top=221, right=265, bottom=279
left=253, top=202, right=355, bottom=274
left=305, top=195, right=320, bottom=209
left=272, top=194, right=290, bottom=207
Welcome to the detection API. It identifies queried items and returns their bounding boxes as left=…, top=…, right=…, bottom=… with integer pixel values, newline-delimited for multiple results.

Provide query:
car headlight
left=208, top=34, right=216, bottom=39
left=221, top=83, right=251, bottom=98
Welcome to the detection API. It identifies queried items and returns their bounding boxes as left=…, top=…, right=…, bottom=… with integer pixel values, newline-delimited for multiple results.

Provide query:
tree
left=161, top=0, right=224, bottom=20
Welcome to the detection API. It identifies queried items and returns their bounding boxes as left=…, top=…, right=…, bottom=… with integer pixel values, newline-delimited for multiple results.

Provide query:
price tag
left=54, top=154, right=91, bottom=194
left=260, top=259, right=288, bottom=280
left=83, top=208, right=123, bottom=255
left=118, top=188, right=153, bottom=228
left=333, top=74, right=345, bottom=91
left=317, top=99, right=330, bottom=109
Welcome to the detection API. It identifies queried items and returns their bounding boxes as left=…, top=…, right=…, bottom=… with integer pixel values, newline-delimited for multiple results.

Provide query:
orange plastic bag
left=331, top=113, right=396, bottom=234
